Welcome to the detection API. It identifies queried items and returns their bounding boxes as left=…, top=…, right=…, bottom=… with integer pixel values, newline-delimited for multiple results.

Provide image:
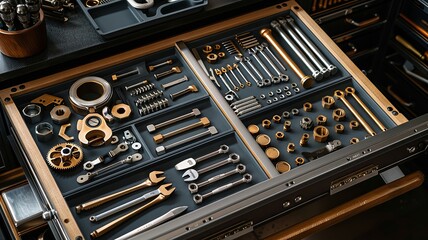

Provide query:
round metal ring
left=23, top=104, right=42, bottom=123
left=69, top=76, right=112, bottom=114
left=35, top=122, right=53, bottom=142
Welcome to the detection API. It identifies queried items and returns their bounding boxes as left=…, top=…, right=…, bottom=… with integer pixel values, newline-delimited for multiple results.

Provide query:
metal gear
left=46, top=143, right=84, bottom=170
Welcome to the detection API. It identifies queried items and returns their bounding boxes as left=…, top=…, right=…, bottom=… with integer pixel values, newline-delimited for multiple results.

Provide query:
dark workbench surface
left=0, top=0, right=282, bottom=86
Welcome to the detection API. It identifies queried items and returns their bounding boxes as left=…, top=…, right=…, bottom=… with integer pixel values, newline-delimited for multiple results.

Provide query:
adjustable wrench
left=188, top=164, right=246, bottom=193
left=83, top=142, right=129, bottom=170
left=182, top=153, right=240, bottom=182
left=175, top=145, right=230, bottom=170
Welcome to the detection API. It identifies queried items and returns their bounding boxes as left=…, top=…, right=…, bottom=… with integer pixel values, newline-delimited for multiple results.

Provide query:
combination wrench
left=182, top=153, right=240, bottom=182
left=175, top=145, right=230, bottom=170
left=188, top=164, right=246, bottom=193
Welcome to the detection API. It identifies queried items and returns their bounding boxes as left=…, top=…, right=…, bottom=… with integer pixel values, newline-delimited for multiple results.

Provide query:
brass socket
left=299, top=133, right=310, bottom=146
left=349, top=120, right=360, bottom=129
left=313, top=126, right=329, bottom=143
left=322, top=95, right=335, bottom=109
left=283, top=120, right=291, bottom=132
left=287, top=143, right=295, bottom=153
left=335, top=124, right=345, bottom=134
left=262, top=119, right=272, bottom=129
left=218, top=52, right=226, bottom=58
left=275, top=131, right=285, bottom=140
left=316, top=115, right=327, bottom=125
left=295, top=157, right=305, bottom=166
left=272, top=114, right=282, bottom=123
left=332, top=108, right=346, bottom=121
left=214, top=44, right=221, bottom=50
left=303, top=102, right=313, bottom=112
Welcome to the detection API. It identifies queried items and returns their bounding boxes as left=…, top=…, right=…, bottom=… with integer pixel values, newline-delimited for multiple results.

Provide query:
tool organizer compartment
left=0, top=2, right=412, bottom=239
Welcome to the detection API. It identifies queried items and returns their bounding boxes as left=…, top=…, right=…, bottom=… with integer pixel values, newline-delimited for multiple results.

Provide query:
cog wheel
left=46, top=143, right=83, bottom=170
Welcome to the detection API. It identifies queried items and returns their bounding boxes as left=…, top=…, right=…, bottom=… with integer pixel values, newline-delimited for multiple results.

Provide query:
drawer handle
left=387, top=85, right=414, bottom=107
left=345, top=42, right=358, bottom=56
left=345, top=14, right=380, bottom=27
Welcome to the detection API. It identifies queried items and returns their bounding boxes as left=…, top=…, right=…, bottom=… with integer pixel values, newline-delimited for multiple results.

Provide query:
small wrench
left=77, top=153, right=143, bottom=184
left=75, top=170, right=165, bottom=213
left=182, top=153, right=240, bottom=182
left=188, top=164, right=246, bottom=193
left=175, top=145, right=230, bottom=170
left=193, top=173, right=252, bottom=204
left=83, top=142, right=129, bottom=170
left=89, top=183, right=175, bottom=222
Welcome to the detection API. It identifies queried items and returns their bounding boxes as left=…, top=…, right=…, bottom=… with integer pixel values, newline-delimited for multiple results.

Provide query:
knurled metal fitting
left=316, top=115, right=327, bottom=125
left=313, top=126, right=329, bottom=143
left=303, top=102, right=313, bottom=112
left=335, top=124, right=345, bottom=134
left=287, top=143, right=295, bottom=153
left=283, top=120, right=291, bottom=132
left=332, top=108, right=346, bottom=121
left=275, top=131, right=285, bottom=140
left=268, top=91, right=274, bottom=97
left=262, top=119, right=271, bottom=129
left=300, top=117, right=314, bottom=130
left=299, top=133, right=310, bottom=146
left=322, top=95, right=335, bottom=109
left=295, top=157, right=305, bottom=166
left=349, top=120, right=360, bottom=130
left=272, top=115, right=281, bottom=123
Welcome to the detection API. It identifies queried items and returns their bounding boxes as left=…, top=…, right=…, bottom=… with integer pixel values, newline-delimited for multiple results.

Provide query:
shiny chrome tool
left=175, top=145, right=230, bottom=170
left=193, top=173, right=252, bottom=204
left=75, top=171, right=165, bottom=213
left=25, top=0, right=41, bottom=24
left=77, top=153, right=142, bottom=184
left=0, top=1, right=15, bottom=30
left=161, top=75, right=189, bottom=90
left=146, top=108, right=201, bottom=133
left=182, top=153, right=240, bottom=182
left=214, top=68, right=239, bottom=99
left=90, top=184, right=175, bottom=238
left=16, top=4, right=31, bottom=29
left=188, top=164, right=246, bottom=194
left=89, top=183, right=174, bottom=222
left=83, top=142, right=129, bottom=170
left=116, top=206, right=188, bottom=240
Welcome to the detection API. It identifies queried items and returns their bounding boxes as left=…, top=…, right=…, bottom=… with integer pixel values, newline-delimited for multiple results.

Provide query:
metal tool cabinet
left=0, top=1, right=427, bottom=239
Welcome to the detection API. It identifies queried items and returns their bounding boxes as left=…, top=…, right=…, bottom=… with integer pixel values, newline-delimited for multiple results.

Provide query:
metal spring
left=138, top=98, right=169, bottom=116
left=135, top=90, right=164, bottom=106
left=222, top=40, right=241, bottom=56
left=129, top=83, right=156, bottom=96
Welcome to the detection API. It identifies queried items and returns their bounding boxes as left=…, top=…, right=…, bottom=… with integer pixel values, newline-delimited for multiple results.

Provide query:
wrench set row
left=244, top=86, right=387, bottom=173
left=175, top=145, right=252, bottom=204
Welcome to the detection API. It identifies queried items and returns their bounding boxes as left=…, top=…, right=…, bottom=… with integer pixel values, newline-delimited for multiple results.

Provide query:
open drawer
left=0, top=1, right=427, bottom=239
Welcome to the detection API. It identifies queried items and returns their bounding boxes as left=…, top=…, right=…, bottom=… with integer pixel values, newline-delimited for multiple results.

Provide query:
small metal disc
left=276, top=161, right=291, bottom=173
left=265, top=147, right=280, bottom=161
left=247, top=124, right=260, bottom=135
left=132, top=142, right=142, bottom=151
left=256, top=134, right=271, bottom=147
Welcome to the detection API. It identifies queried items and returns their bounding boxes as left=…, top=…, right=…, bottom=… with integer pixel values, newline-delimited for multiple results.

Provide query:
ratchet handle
left=75, top=178, right=153, bottom=213
left=91, top=194, right=166, bottom=238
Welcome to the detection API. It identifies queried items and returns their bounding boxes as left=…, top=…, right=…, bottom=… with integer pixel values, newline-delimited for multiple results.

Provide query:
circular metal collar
left=69, top=76, right=112, bottom=114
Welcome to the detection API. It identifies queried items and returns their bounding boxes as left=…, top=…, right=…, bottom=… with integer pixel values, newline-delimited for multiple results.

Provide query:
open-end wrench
left=75, top=170, right=165, bottom=213
left=221, top=67, right=239, bottom=91
left=261, top=42, right=287, bottom=71
left=188, top=164, right=246, bottom=193
left=285, top=16, right=337, bottom=75
left=175, top=145, right=230, bottom=170
left=156, top=126, right=218, bottom=155
left=89, top=183, right=175, bottom=222
left=77, top=153, right=143, bottom=184
left=256, top=44, right=289, bottom=82
left=147, top=108, right=200, bottom=133
left=83, top=142, right=129, bottom=171
left=235, top=56, right=259, bottom=86
left=90, top=185, right=175, bottom=238
left=233, top=63, right=252, bottom=87
left=278, top=17, right=329, bottom=78
left=182, top=153, right=240, bottom=182
left=193, top=173, right=252, bottom=204
left=214, top=69, right=239, bottom=99
left=227, top=64, right=245, bottom=89
left=248, top=48, right=278, bottom=84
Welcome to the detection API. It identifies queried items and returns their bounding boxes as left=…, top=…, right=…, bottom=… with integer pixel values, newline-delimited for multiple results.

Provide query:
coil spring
left=135, top=90, right=164, bottom=106
left=138, top=98, right=169, bottom=116
left=129, top=83, right=156, bottom=96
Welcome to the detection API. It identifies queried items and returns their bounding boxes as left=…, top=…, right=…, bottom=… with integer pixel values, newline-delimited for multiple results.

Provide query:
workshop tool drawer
left=1, top=1, right=427, bottom=239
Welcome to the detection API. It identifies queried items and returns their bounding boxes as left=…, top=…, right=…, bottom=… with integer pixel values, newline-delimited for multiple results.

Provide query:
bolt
left=161, top=75, right=189, bottom=90
left=154, top=66, right=181, bottom=80
left=170, top=85, right=198, bottom=101
left=111, top=68, right=139, bottom=81
left=149, top=59, right=173, bottom=72
left=124, top=80, right=149, bottom=91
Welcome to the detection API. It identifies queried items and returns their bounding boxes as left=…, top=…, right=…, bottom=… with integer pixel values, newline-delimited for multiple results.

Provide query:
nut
left=335, top=124, right=345, bottom=133
left=247, top=124, right=260, bottom=135
left=322, top=96, right=335, bottom=109
left=35, top=122, right=54, bottom=142
left=214, top=44, right=221, bottom=50
left=111, top=103, right=132, bottom=121
left=282, top=111, right=290, bottom=119
left=349, top=120, right=359, bottom=129
left=316, top=115, right=327, bottom=125
left=300, top=117, right=313, bottom=130
left=50, top=105, right=71, bottom=124
left=262, top=119, right=271, bottom=129
left=332, top=108, right=346, bottom=121
left=283, top=120, right=291, bottom=132
left=299, top=133, right=309, bottom=146
left=202, top=45, right=213, bottom=54
left=295, top=157, right=305, bottom=166
left=291, top=108, right=299, bottom=116
left=206, top=53, right=218, bottom=64
left=265, top=147, right=280, bottom=161
left=303, top=102, right=312, bottom=112
left=287, top=143, right=295, bottom=153
left=272, top=115, right=281, bottom=123
left=217, top=52, right=226, bottom=58
left=350, top=137, right=359, bottom=144
left=22, top=104, right=42, bottom=124
left=256, top=134, right=271, bottom=148
left=313, top=126, right=329, bottom=143
left=275, top=131, right=285, bottom=140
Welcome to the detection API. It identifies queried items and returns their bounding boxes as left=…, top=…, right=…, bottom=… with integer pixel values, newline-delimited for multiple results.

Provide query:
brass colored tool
left=334, top=90, right=376, bottom=136
left=154, top=66, right=181, bottom=80
left=112, top=68, right=139, bottom=81
left=399, top=14, right=428, bottom=39
left=275, top=131, right=285, bottom=140
left=153, top=117, right=211, bottom=143
left=58, top=123, right=74, bottom=141
left=170, top=84, right=198, bottom=101
left=276, top=161, right=291, bottom=173
left=247, top=124, right=260, bottom=135
left=75, top=171, right=165, bottom=213
left=345, top=87, right=387, bottom=131
left=90, top=185, right=175, bottom=238
left=265, top=147, right=280, bottom=161
left=395, top=35, right=425, bottom=61
left=335, top=124, right=344, bottom=133
left=148, top=59, right=173, bottom=72
left=313, top=126, right=329, bottom=143
left=262, top=119, right=272, bottom=129
left=256, top=134, right=271, bottom=147
left=260, top=28, right=314, bottom=89
left=46, top=143, right=83, bottom=170
left=287, top=143, right=295, bottom=153
left=300, top=133, right=310, bottom=146
left=77, top=112, right=112, bottom=146
left=295, top=157, right=305, bottom=166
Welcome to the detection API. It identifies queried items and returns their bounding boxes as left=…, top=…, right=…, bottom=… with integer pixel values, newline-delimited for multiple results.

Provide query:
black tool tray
left=1, top=2, right=419, bottom=240
left=77, top=0, right=208, bottom=39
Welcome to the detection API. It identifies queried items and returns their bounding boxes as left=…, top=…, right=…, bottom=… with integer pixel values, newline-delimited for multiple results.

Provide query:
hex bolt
left=235, top=56, right=259, bottom=85
left=169, top=84, right=198, bottom=101
left=221, top=67, right=239, bottom=91
left=146, top=108, right=201, bottom=133
left=154, top=66, right=181, bottom=80
left=124, top=80, right=149, bottom=91
left=161, top=76, right=189, bottom=90
left=233, top=63, right=252, bottom=86
left=270, top=20, right=321, bottom=81
left=261, top=42, right=287, bottom=71
left=285, top=16, right=337, bottom=75
left=278, top=18, right=329, bottom=78
left=148, top=59, right=173, bottom=72
left=227, top=64, right=245, bottom=88
left=153, top=117, right=210, bottom=143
